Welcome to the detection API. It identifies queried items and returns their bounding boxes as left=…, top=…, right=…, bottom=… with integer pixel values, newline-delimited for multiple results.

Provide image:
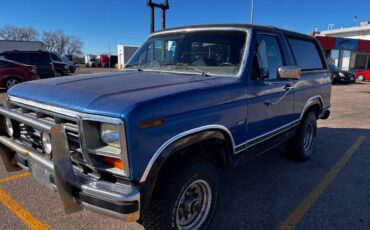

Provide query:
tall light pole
left=250, top=0, right=254, bottom=24
left=147, top=0, right=170, bottom=33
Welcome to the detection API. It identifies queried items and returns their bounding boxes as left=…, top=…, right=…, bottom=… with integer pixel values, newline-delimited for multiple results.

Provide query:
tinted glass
left=0, top=61, right=5, bottom=68
left=252, top=34, right=283, bottom=80
left=50, top=53, right=61, bottom=61
left=127, top=31, right=247, bottom=76
left=29, top=53, right=48, bottom=64
left=288, top=38, right=324, bottom=70
left=5, top=53, right=28, bottom=63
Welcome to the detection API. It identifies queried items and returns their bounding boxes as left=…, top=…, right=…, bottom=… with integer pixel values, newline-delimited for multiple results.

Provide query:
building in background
left=0, top=40, right=44, bottom=52
left=117, top=45, right=139, bottom=69
left=316, top=21, right=370, bottom=71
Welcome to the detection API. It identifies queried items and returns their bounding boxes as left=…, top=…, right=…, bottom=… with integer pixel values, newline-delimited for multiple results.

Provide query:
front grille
left=7, top=98, right=127, bottom=178
left=9, top=102, right=82, bottom=158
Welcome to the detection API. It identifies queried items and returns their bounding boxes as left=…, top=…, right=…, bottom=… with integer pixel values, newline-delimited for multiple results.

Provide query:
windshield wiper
left=125, top=63, right=144, bottom=71
left=176, top=63, right=210, bottom=76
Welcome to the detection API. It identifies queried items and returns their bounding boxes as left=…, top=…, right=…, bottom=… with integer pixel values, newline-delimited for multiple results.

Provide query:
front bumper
left=0, top=106, right=140, bottom=221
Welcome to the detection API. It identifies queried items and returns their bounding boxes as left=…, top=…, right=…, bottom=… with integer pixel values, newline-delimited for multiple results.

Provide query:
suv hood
left=8, top=71, right=235, bottom=118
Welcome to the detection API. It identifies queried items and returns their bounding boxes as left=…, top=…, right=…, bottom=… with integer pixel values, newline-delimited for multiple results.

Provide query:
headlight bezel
left=79, top=114, right=129, bottom=178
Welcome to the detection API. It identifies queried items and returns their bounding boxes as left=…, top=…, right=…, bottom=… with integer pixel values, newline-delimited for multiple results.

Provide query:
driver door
left=246, top=32, right=295, bottom=143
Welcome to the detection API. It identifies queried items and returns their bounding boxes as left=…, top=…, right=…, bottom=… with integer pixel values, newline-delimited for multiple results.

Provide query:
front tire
left=285, top=111, right=317, bottom=161
left=141, top=157, right=219, bottom=230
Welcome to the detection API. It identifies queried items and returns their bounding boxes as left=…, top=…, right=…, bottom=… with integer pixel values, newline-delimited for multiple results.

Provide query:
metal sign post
left=147, top=0, right=170, bottom=33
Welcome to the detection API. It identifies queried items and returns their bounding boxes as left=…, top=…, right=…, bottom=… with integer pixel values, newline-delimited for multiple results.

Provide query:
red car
left=0, top=58, right=38, bottom=89
left=97, top=55, right=109, bottom=68
left=355, top=70, right=370, bottom=81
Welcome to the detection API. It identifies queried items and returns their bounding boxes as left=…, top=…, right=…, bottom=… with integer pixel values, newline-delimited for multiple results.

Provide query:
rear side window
left=29, top=53, right=48, bottom=64
left=5, top=53, right=28, bottom=63
left=50, top=53, right=61, bottom=61
left=288, top=38, right=325, bottom=70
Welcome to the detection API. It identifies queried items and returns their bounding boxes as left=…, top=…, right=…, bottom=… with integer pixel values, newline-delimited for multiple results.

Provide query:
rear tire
left=141, top=157, right=219, bottom=230
left=4, top=77, right=20, bottom=90
left=285, top=111, right=317, bottom=161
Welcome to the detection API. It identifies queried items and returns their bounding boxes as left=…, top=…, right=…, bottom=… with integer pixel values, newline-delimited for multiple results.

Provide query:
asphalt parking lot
left=0, top=80, right=369, bottom=230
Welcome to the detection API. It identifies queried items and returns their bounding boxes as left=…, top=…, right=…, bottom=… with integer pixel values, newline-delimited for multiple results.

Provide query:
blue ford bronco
left=0, top=24, right=331, bottom=229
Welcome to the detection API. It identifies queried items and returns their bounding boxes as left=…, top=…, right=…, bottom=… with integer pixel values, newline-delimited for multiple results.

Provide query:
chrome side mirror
left=278, top=66, right=301, bottom=80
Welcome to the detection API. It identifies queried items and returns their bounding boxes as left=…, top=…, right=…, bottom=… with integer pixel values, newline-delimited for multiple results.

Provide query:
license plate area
left=29, top=160, right=56, bottom=191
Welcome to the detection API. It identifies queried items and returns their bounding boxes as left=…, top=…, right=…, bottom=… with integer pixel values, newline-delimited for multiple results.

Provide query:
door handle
left=283, top=84, right=294, bottom=91
left=265, top=83, right=295, bottom=106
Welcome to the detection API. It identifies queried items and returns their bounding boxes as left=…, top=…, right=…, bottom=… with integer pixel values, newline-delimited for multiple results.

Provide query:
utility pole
left=250, top=0, right=254, bottom=24
left=147, top=0, right=170, bottom=33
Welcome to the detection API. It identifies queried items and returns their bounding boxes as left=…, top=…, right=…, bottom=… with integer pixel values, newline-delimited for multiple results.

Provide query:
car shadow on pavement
left=211, top=127, right=369, bottom=230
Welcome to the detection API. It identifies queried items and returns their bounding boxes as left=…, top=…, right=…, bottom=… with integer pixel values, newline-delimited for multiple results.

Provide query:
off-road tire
left=140, top=157, right=219, bottom=230
left=285, top=111, right=317, bottom=161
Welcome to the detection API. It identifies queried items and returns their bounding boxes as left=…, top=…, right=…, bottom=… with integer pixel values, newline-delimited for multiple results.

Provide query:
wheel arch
left=300, top=95, right=323, bottom=119
left=139, top=125, right=235, bottom=210
left=4, top=74, right=22, bottom=81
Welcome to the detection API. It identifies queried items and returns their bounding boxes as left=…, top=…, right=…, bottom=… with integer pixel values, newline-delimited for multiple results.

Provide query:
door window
left=252, top=35, right=283, bottom=80
left=29, top=53, right=47, bottom=64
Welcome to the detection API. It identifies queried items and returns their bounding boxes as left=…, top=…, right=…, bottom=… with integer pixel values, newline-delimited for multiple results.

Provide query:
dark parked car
left=329, top=65, right=356, bottom=84
left=0, top=24, right=331, bottom=229
left=0, top=58, right=38, bottom=89
left=48, top=52, right=71, bottom=75
left=0, top=51, right=55, bottom=79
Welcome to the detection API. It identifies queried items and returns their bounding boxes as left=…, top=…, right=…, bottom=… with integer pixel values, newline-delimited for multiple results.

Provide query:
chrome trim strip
left=234, top=119, right=300, bottom=153
left=139, top=124, right=235, bottom=182
left=235, top=95, right=324, bottom=153
left=9, top=96, right=80, bottom=118
left=150, top=27, right=249, bottom=36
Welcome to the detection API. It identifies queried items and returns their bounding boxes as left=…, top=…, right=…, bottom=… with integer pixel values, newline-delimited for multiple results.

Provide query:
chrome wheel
left=6, top=78, right=19, bottom=89
left=303, top=122, right=314, bottom=152
left=358, top=75, right=365, bottom=81
left=176, top=179, right=212, bottom=230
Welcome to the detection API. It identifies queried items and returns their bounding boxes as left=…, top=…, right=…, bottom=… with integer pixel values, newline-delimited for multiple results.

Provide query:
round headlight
left=41, top=132, right=52, bottom=154
left=100, top=123, right=120, bottom=149
left=5, top=117, right=14, bottom=137
left=339, top=72, right=345, bottom=77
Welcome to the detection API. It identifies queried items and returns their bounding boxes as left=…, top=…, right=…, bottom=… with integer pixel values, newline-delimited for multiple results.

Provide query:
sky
left=0, top=0, right=369, bottom=55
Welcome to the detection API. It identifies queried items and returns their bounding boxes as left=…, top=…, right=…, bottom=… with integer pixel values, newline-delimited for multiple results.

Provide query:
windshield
left=126, top=30, right=247, bottom=76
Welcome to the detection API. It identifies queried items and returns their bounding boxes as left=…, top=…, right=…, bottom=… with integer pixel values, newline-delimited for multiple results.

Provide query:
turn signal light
left=104, top=156, right=124, bottom=170
left=139, top=118, right=164, bottom=129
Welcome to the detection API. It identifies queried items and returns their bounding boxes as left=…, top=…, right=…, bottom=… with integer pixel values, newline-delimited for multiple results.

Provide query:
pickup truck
left=0, top=24, right=331, bottom=229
